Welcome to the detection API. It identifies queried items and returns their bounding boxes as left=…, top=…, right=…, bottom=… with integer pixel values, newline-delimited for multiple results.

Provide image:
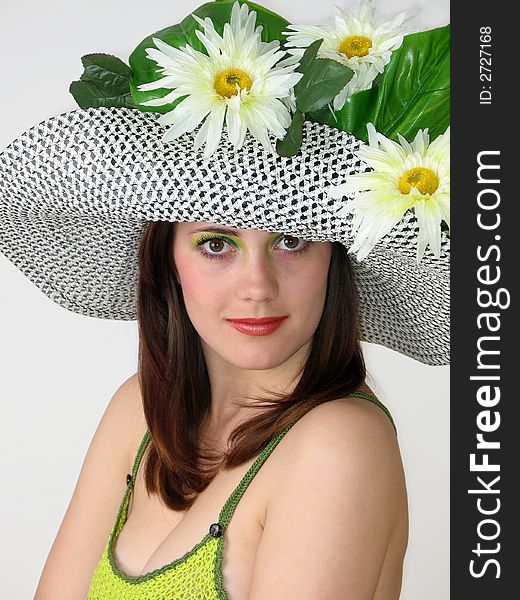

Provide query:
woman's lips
left=226, top=316, right=288, bottom=337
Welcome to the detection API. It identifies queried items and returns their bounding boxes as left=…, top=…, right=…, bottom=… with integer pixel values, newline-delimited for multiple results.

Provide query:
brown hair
left=136, top=221, right=366, bottom=510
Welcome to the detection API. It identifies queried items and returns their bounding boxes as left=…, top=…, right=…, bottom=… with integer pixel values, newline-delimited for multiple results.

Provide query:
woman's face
left=172, top=221, right=332, bottom=370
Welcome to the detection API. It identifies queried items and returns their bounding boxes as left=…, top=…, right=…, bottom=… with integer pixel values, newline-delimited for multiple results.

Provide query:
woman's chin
left=220, top=348, right=295, bottom=372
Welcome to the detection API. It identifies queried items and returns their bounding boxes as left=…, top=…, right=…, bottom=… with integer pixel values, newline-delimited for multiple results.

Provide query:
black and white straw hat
left=0, top=105, right=449, bottom=365
left=0, top=0, right=450, bottom=366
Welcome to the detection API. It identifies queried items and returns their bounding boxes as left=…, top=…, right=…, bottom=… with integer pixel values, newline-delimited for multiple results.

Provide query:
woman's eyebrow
left=188, top=226, right=242, bottom=236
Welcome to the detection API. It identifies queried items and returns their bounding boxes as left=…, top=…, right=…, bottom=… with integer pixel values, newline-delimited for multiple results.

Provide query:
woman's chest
left=112, top=456, right=271, bottom=599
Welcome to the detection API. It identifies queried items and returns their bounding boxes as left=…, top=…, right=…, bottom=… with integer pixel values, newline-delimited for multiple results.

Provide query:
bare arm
left=248, top=397, right=408, bottom=600
left=34, top=372, right=143, bottom=599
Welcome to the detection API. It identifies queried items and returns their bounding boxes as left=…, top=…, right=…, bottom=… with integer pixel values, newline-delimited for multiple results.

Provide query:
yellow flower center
left=214, top=68, right=252, bottom=98
left=398, top=167, right=439, bottom=195
left=338, top=35, right=373, bottom=58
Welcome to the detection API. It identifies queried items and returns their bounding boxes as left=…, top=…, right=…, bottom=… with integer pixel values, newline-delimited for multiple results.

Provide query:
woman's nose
left=235, top=251, right=279, bottom=303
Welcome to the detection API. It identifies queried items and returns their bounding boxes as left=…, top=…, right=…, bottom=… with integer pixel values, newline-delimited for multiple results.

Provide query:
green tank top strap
left=128, top=429, right=152, bottom=486
left=218, top=414, right=306, bottom=531
left=217, top=390, right=396, bottom=531
left=126, top=391, right=395, bottom=526
left=348, top=390, right=397, bottom=435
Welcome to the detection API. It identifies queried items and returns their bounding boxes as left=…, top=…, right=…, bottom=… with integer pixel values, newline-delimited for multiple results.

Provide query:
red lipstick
left=226, top=316, right=288, bottom=336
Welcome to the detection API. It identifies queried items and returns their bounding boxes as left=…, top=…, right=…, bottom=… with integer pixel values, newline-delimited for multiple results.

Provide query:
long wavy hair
left=136, top=220, right=366, bottom=510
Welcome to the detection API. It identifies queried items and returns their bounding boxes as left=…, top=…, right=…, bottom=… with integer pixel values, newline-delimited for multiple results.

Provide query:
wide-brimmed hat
left=0, top=0, right=450, bottom=366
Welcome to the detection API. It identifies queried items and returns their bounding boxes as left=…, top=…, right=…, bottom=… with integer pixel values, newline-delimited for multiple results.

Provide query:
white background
left=0, top=0, right=449, bottom=597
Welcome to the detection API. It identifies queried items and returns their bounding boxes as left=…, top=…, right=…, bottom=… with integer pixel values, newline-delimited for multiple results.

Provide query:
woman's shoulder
left=258, top=387, right=407, bottom=597
left=110, top=372, right=149, bottom=471
left=270, top=387, right=404, bottom=508
left=269, top=386, right=403, bottom=499
left=293, top=384, right=397, bottom=448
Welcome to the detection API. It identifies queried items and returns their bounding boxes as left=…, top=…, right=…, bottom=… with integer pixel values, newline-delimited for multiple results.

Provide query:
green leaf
left=69, top=80, right=135, bottom=109
left=295, top=38, right=323, bottom=73
left=79, top=53, right=132, bottom=94
left=69, top=53, right=135, bottom=109
left=276, top=110, right=305, bottom=157
left=307, top=25, right=450, bottom=143
left=215, top=0, right=288, bottom=25
left=295, top=58, right=353, bottom=113
left=129, top=0, right=290, bottom=112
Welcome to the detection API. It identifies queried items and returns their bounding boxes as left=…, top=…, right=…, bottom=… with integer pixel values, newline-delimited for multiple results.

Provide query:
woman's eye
left=276, top=235, right=307, bottom=253
left=196, top=236, right=236, bottom=260
left=204, top=238, right=229, bottom=253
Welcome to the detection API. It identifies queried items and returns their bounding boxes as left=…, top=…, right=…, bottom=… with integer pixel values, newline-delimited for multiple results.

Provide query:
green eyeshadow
left=190, top=232, right=242, bottom=248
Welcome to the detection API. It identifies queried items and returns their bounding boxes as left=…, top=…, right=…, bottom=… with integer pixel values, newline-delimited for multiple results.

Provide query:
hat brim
left=0, top=106, right=449, bottom=365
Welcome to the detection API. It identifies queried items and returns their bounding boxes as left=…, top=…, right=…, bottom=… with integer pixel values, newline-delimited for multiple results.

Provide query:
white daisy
left=330, top=123, right=450, bottom=262
left=136, top=1, right=302, bottom=158
left=284, top=0, right=409, bottom=110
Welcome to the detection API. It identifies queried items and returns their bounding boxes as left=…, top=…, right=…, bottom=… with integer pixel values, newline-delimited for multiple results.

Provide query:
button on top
left=209, top=523, right=223, bottom=538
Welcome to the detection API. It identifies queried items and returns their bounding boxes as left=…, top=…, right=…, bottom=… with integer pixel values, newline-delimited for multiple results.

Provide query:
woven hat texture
left=0, top=106, right=449, bottom=365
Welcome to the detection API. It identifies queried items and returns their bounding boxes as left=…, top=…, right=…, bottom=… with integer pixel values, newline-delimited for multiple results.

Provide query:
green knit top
left=87, top=391, right=396, bottom=599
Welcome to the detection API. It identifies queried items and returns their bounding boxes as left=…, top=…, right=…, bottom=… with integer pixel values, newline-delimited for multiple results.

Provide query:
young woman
left=0, top=2, right=449, bottom=598
left=34, top=220, right=407, bottom=599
